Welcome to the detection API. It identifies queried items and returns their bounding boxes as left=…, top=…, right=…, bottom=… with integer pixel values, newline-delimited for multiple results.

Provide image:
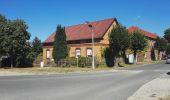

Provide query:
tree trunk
left=114, top=57, right=119, bottom=67
left=11, top=56, right=13, bottom=68
left=158, top=51, right=160, bottom=60
left=115, top=56, right=123, bottom=68
left=122, top=51, right=126, bottom=64
left=133, top=51, right=137, bottom=64
left=0, top=57, right=1, bottom=67
left=0, top=60, right=1, bottom=67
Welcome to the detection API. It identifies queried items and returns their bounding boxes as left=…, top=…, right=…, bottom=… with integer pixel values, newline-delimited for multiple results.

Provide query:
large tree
left=130, top=31, right=148, bottom=63
left=164, top=28, right=170, bottom=43
left=0, top=17, right=31, bottom=67
left=0, top=15, right=7, bottom=67
left=52, top=25, right=68, bottom=63
left=0, top=15, right=7, bottom=57
left=109, top=25, right=130, bottom=66
left=154, top=37, right=167, bottom=60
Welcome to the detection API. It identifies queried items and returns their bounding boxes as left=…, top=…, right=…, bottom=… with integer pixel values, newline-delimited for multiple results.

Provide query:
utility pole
left=86, top=21, right=95, bottom=69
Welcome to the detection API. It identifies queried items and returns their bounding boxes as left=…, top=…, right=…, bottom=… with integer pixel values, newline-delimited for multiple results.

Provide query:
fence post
left=76, top=56, right=79, bottom=67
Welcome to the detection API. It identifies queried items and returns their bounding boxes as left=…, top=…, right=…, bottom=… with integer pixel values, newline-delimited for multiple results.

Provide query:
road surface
left=0, top=62, right=169, bottom=100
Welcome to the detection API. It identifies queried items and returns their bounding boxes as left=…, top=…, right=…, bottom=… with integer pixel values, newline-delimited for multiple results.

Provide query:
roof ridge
left=128, top=26, right=157, bottom=39
left=129, top=26, right=155, bottom=34
left=66, top=18, right=115, bottom=28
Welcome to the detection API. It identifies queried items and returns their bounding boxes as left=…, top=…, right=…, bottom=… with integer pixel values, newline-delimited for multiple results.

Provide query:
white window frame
left=87, top=48, right=92, bottom=57
left=46, top=49, right=50, bottom=59
left=75, top=48, right=81, bottom=58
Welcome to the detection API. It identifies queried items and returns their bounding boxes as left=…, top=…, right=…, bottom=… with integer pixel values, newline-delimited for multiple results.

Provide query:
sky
left=0, top=0, right=170, bottom=41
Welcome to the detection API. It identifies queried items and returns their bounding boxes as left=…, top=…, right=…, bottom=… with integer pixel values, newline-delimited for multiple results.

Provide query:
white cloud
left=135, top=16, right=141, bottom=21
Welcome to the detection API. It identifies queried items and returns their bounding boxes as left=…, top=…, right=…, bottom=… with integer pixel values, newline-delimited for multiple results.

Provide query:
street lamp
left=86, top=21, right=95, bottom=69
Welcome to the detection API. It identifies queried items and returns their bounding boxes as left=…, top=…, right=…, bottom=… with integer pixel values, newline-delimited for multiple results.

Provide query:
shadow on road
left=167, top=72, right=170, bottom=75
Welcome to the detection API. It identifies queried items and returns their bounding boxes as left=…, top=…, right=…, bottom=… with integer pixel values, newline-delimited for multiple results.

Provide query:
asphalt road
left=0, top=62, right=169, bottom=100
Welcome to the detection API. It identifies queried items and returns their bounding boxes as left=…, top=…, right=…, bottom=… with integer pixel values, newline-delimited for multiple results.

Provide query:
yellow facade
left=100, top=21, right=117, bottom=44
left=43, top=46, right=53, bottom=63
left=68, top=44, right=106, bottom=58
left=42, top=21, right=117, bottom=63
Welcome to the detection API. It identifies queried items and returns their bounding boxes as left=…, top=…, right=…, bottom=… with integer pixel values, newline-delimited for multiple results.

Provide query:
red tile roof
left=43, top=18, right=117, bottom=43
left=128, top=26, right=157, bottom=39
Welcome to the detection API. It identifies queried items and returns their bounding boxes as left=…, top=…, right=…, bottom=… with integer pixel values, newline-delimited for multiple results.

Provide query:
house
left=128, top=26, right=158, bottom=62
left=43, top=18, right=118, bottom=64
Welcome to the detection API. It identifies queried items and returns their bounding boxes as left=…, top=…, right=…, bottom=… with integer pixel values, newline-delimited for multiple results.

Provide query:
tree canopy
left=154, top=37, right=167, bottom=60
left=109, top=25, right=130, bottom=57
left=130, top=30, right=148, bottom=63
left=155, top=37, right=167, bottom=53
left=0, top=15, right=31, bottom=67
left=52, top=25, right=68, bottom=63
left=164, top=28, right=170, bottom=43
left=32, top=36, right=42, bottom=55
left=108, top=24, right=130, bottom=66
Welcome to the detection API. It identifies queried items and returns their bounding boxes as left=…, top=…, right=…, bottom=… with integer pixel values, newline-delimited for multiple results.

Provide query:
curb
left=127, top=74, right=170, bottom=100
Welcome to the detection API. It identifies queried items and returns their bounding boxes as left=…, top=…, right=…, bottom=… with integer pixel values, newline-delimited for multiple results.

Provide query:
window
left=87, top=48, right=92, bottom=57
left=75, top=48, right=81, bottom=58
left=46, top=49, right=50, bottom=59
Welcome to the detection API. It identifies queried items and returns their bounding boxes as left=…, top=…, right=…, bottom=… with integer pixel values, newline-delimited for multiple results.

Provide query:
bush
left=103, top=47, right=115, bottom=67
left=70, top=57, right=92, bottom=67
left=51, top=57, right=103, bottom=68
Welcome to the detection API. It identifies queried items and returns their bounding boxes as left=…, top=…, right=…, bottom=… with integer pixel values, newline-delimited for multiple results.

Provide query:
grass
left=159, top=95, right=170, bottom=100
left=0, top=60, right=163, bottom=74
left=0, top=67, right=113, bottom=74
left=115, top=60, right=163, bottom=70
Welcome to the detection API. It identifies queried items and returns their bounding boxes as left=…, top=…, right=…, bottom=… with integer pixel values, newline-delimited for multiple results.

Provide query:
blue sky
left=0, top=0, right=170, bottom=41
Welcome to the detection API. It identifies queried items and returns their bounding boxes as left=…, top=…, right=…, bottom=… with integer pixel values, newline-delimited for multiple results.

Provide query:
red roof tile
left=128, top=26, right=157, bottom=39
left=44, top=18, right=116, bottom=43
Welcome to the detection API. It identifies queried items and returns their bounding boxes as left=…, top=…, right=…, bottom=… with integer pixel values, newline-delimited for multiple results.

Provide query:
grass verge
left=116, top=60, right=163, bottom=70
left=0, top=67, right=113, bottom=74
left=0, top=60, right=163, bottom=74
left=159, top=95, right=170, bottom=100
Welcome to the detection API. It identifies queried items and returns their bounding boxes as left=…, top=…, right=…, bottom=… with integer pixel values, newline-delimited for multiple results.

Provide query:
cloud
left=135, top=16, right=141, bottom=21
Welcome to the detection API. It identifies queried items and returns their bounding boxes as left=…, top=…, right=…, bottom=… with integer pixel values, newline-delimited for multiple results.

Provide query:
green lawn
left=0, top=60, right=162, bottom=74
left=0, top=67, right=113, bottom=74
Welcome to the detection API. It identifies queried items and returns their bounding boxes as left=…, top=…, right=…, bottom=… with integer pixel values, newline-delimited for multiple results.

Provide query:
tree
left=0, top=15, right=7, bottom=57
left=164, top=28, right=170, bottom=43
left=32, top=36, right=42, bottom=55
left=0, top=14, right=7, bottom=22
left=52, top=25, right=68, bottom=63
left=15, top=41, right=35, bottom=67
left=0, top=18, right=30, bottom=67
left=166, top=44, right=170, bottom=55
left=154, top=37, right=167, bottom=60
left=130, top=31, right=148, bottom=63
left=103, top=47, right=115, bottom=67
left=109, top=25, right=130, bottom=66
